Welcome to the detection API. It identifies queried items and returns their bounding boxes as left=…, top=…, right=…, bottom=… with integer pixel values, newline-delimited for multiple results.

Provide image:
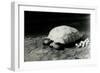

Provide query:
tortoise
left=43, top=25, right=89, bottom=50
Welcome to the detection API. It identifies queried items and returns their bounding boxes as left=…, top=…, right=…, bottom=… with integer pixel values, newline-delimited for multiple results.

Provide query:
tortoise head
left=49, top=42, right=64, bottom=50
left=43, top=37, right=53, bottom=46
left=43, top=37, right=63, bottom=49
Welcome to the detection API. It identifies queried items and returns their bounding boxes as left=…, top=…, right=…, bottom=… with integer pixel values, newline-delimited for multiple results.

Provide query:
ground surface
left=24, top=35, right=90, bottom=62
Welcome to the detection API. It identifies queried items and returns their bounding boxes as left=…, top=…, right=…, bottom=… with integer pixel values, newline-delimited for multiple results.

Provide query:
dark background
left=24, top=11, right=90, bottom=36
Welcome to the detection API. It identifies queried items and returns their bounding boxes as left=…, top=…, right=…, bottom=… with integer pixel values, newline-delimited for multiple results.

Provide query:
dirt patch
left=24, top=35, right=90, bottom=62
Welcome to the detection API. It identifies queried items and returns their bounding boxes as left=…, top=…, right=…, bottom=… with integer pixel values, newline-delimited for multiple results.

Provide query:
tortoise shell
left=47, top=25, right=82, bottom=44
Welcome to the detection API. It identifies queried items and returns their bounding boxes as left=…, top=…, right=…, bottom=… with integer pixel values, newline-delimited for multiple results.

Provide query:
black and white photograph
left=11, top=2, right=97, bottom=71
left=24, top=11, right=90, bottom=62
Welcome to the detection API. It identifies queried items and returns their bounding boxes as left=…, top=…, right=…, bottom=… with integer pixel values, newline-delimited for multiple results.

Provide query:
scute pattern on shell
left=47, top=25, right=82, bottom=44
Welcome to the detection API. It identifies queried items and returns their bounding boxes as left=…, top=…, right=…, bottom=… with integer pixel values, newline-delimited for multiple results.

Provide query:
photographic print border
left=11, top=2, right=97, bottom=71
